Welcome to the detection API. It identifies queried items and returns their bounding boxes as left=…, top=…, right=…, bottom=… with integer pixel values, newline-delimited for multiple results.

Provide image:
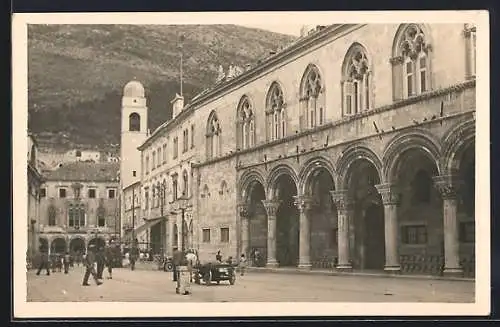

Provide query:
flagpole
left=179, top=35, right=184, bottom=97
left=180, top=50, right=183, bottom=97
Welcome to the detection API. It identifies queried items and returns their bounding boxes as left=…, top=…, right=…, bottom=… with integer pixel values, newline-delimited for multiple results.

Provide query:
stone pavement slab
left=27, top=266, right=475, bottom=303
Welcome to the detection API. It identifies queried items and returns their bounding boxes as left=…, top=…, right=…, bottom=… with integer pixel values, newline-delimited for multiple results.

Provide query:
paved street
left=27, top=266, right=474, bottom=302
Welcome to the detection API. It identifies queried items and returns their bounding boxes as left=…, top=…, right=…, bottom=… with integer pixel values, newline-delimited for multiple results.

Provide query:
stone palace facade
left=122, top=23, right=476, bottom=277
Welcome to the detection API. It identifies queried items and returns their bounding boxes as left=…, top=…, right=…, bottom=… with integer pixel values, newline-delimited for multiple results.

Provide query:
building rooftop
left=43, top=161, right=120, bottom=182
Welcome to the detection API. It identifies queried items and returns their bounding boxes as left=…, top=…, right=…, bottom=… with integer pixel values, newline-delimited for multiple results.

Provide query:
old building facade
left=131, top=23, right=476, bottom=277
left=38, top=162, right=120, bottom=255
left=27, top=133, right=44, bottom=261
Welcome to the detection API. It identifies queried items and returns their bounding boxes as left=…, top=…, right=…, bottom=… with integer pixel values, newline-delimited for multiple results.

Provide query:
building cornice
left=192, top=79, right=475, bottom=169
left=138, top=24, right=358, bottom=152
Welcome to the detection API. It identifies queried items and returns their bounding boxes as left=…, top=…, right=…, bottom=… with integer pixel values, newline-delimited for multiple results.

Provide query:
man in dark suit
left=36, top=244, right=50, bottom=276
left=96, top=246, right=106, bottom=280
left=82, top=245, right=102, bottom=286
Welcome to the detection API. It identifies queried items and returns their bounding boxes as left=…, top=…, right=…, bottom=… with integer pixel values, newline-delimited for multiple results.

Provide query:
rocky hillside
left=27, top=24, right=297, bottom=150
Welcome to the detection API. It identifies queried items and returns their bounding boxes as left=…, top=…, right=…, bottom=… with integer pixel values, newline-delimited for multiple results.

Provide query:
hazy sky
left=239, top=24, right=304, bottom=36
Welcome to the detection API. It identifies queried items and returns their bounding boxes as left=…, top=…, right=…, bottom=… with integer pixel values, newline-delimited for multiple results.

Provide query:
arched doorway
left=69, top=238, right=86, bottom=255
left=457, top=143, right=475, bottom=277
left=172, top=224, right=178, bottom=250
left=391, top=146, right=441, bottom=275
left=305, top=167, right=337, bottom=268
left=274, top=174, right=299, bottom=267
left=88, top=237, right=106, bottom=251
left=51, top=237, right=67, bottom=254
left=346, top=159, right=384, bottom=270
left=247, top=181, right=267, bottom=266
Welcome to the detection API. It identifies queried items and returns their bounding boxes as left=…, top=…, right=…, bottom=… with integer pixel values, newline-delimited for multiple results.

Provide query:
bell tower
left=120, top=80, right=148, bottom=190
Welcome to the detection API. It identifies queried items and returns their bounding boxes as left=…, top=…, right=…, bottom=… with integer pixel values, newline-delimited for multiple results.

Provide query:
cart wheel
left=165, top=262, right=173, bottom=272
left=229, top=274, right=236, bottom=285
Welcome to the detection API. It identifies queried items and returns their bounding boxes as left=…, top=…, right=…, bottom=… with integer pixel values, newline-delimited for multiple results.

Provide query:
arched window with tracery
left=182, top=170, right=189, bottom=197
left=237, top=96, right=255, bottom=150
left=299, top=65, right=325, bottom=130
left=206, top=111, right=221, bottom=160
left=129, top=113, right=141, bottom=131
left=265, top=82, right=286, bottom=141
left=341, top=43, right=372, bottom=116
left=391, top=24, right=432, bottom=100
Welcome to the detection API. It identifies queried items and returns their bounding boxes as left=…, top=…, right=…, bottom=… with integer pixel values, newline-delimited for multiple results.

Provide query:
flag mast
left=179, top=34, right=185, bottom=97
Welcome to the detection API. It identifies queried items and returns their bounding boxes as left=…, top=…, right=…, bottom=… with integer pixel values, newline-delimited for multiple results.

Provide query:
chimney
left=171, top=93, right=184, bottom=119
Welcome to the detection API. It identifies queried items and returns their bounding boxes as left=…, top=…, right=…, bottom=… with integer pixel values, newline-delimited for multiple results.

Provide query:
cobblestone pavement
left=27, top=266, right=474, bottom=302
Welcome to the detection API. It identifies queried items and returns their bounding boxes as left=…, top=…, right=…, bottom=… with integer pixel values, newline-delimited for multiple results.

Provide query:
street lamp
left=155, top=180, right=167, bottom=256
left=170, top=194, right=191, bottom=253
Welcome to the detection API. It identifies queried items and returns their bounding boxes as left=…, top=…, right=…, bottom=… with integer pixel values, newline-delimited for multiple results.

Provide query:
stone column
left=330, top=190, right=353, bottom=270
left=261, top=199, right=281, bottom=268
left=293, top=195, right=313, bottom=269
left=238, top=203, right=250, bottom=258
left=375, top=183, right=401, bottom=273
left=433, top=174, right=464, bottom=276
left=168, top=216, right=175, bottom=255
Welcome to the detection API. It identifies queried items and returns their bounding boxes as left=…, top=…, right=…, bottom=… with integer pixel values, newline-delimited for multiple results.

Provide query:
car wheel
left=229, top=274, right=236, bottom=285
left=217, top=280, right=220, bottom=285
left=165, top=262, right=173, bottom=272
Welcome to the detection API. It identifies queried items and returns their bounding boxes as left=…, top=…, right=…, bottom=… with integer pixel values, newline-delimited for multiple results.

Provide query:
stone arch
left=50, top=237, right=67, bottom=254
left=299, top=63, right=326, bottom=96
left=69, top=236, right=86, bottom=254
left=440, top=119, right=475, bottom=174
left=391, top=23, right=434, bottom=58
left=239, top=169, right=267, bottom=203
left=336, top=143, right=383, bottom=189
left=266, top=164, right=299, bottom=200
left=341, top=42, right=373, bottom=76
left=382, top=129, right=441, bottom=183
left=298, top=155, right=336, bottom=196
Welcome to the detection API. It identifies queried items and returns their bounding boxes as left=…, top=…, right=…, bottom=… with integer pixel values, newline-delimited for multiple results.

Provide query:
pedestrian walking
left=63, top=251, right=71, bottom=274
left=82, top=245, right=102, bottom=286
left=129, top=246, right=138, bottom=271
left=105, top=241, right=115, bottom=279
left=172, top=248, right=182, bottom=282
left=36, top=244, right=50, bottom=276
left=216, top=250, right=222, bottom=262
left=239, top=254, right=247, bottom=276
left=96, top=246, right=106, bottom=280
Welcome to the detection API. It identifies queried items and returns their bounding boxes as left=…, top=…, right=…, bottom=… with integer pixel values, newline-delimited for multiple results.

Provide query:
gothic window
left=129, top=113, right=141, bottom=131
left=341, top=43, right=371, bottom=116
left=206, top=111, right=221, bottom=159
left=97, top=205, right=106, bottom=227
left=152, top=151, right=156, bottom=170
left=182, top=170, right=189, bottom=197
left=48, top=204, right=56, bottom=226
left=162, top=143, right=167, bottom=163
left=237, top=96, right=255, bottom=150
left=173, top=137, right=179, bottom=159
left=68, top=204, right=85, bottom=228
left=191, top=124, right=195, bottom=149
left=464, top=24, right=476, bottom=79
left=157, top=147, right=162, bottom=167
left=299, top=65, right=324, bottom=129
left=265, top=82, right=286, bottom=141
left=144, top=188, right=149, bottom=209
left=172, top=175, right=178, bottom=201
left=162, top=179, right=167, bottom=204
left=145, top=156, right=150, bottom=174
left=152, top=185, right=156, bottom=208
left=391, top=24, right=432, bottom=100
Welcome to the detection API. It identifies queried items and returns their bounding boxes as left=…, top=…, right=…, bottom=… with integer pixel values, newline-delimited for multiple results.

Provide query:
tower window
left=132, top=170, right=137, bottom=177
left=129, top=113, right=141, bottom=131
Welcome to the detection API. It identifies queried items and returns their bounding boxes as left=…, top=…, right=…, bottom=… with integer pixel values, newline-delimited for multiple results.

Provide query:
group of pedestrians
left=82, top=240, right=117, bottom=286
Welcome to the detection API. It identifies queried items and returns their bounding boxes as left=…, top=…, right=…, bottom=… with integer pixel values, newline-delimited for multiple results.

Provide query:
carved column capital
left=375, top=183, right=401, bottom=206
left=389, top=55, right=404, bottom=65
left=261, top=200, right=281, bottom=218
left=433, top=175, right=463, bottom=200
left=237, top=203, right=250, bottom=219
left=329, top=190, right=354, bottom=213
left=293, top=195, right=314, bottom=212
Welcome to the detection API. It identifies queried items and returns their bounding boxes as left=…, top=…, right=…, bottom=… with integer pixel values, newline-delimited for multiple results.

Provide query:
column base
left=298, top=263, right=312, bottom=270
left=336, top=263, right=352, bottom=271
left=443, top=267, right=464, bottom=277
left=266, top=261, right=279, bottom=268
left=384, top=265, right=401, bottom=275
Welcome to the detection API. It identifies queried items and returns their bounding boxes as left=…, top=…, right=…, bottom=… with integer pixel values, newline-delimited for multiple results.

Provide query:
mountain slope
left=27, top=24, right=297, bottom=149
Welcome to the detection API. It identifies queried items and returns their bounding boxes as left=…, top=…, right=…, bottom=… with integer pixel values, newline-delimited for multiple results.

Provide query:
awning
left=131, top=217, right=165, bottom=237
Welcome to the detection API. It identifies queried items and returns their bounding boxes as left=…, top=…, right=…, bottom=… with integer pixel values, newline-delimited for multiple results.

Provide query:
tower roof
left=123, top=80, right=145, bottom=98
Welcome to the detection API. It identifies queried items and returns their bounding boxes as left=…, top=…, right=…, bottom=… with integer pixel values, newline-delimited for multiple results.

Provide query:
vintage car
left=193, top=262, right=236, bottom=285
